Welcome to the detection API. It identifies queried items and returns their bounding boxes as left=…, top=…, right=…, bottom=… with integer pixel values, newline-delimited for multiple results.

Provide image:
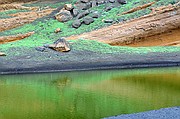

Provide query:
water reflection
left=0, top=67, right=180, bottom=119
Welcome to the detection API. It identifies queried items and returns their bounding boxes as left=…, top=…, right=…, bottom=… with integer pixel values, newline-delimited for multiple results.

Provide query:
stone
left=76, top=10, right=90, bottom=19
left=91, top=1, right=97, bottom=7
left=109, top=0, right=115, bottom=3
left=0, top=52, right=6, bottom=56
left=117, top=18, right=126, bottom=22
left=82, top=2, right=92, bottom=10
left=72, top=20, right=82, bottom=28
left=104, top=19, right=114, bottom=23
left=80, top=0, right=89, bottom=3
left=48, top=38, right=71, bottom=52
left=91, top=12, right=100, bottom=18
left=55, top=9, right=73, bottom=22
left=64, top=4, right=73, bottom=11
left=83, top=16, right=94, bottom=25
left=54, top=28, right=61, bottom=33
left=105, top=5, right=114, bottom=12
left=72, top=8, right=79, bottom=17
left=35, top=47, right=46, bottom=52
left=117, top=0, right=127, bottom=4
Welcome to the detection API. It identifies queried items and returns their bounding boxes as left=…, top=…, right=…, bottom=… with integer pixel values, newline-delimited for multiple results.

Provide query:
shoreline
left=104, top=107, right=180, bottom=119
left=1, top=61, right=179, bottom=75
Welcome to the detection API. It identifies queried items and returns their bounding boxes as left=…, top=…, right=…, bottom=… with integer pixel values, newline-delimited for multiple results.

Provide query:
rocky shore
left=104, top=107, right=180, bottom=119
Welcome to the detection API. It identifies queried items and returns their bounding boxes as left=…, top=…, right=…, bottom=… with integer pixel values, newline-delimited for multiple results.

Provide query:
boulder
left=117, top=0, right=127, bottom=4
left=83, top=16, right=94, bottom=25
left=55, top=9, right=73, bottom=22
left=0, top=52, right=6, bottom=56
left=76, top=10, right=90, bottom=19
left=48, top=38, right=71, bottom=52
left=72, top=20, right=82, bottom=28
left=64, top=4, right=73, bottom=11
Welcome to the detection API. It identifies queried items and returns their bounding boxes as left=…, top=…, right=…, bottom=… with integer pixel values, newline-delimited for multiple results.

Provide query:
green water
left=0, top=67, right=180, bottom=119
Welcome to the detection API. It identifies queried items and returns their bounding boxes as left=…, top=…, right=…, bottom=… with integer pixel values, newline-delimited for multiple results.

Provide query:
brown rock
left=64, top=4, right=73, bottom=11
left=54, top=28, right=61, bottom=33
left=0, top=52, right=6, bottom=56
left=48, top=38, right=71, bottom=52
left=55, top=9, right=73, bottom=22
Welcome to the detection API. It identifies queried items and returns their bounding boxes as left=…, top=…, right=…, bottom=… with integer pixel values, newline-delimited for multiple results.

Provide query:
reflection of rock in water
left=52, top=77, right=72, bottom=88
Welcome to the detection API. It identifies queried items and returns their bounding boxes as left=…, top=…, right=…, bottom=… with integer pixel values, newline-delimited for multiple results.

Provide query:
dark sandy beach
left=0, top=46, right=180, bottom=74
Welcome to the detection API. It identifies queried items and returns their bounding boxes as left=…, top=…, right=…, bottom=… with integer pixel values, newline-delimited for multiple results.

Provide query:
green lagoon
left=0, top=67, right=180, bottom=119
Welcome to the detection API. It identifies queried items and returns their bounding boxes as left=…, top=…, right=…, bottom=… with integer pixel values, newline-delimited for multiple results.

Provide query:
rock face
left=48, top=38, right=71, bottom=52
left=55, top=9, right=73, bottom=22
left=0, top=52, right=6, bottom=56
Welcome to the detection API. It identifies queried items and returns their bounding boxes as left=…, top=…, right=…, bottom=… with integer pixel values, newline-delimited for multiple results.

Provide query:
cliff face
left=0, top=0, right=37, bottom=4
left=67, top=3, right=180, bottom=46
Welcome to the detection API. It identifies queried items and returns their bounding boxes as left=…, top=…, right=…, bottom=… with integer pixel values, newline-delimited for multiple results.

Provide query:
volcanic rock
left=76, top=10, right=90, bottom=19
left=104, top=19, right=114, bottom=23
left=35, top=47, right=46, bottom=52
left=0, top=52, right=6, bottom=56
left=83, top=16, right=94, bottom=25
left=117, top=0, right=127, bottom=4
left=72, top=20, right=82, bottom=28
left=72, top=8, right=79, bottom=17
left=48, top=38, right=71, bottom=52
left=55, top=9, right=73, bottom=22
left=64, top=4, right=73, bottom=11
left=54, top=28, right=61, bottom=33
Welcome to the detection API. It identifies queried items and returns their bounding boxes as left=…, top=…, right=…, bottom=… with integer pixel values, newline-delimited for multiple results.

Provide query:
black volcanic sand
left=104, top=107, right=180, bottom=119
left=0, top=46, right=180, bottom=74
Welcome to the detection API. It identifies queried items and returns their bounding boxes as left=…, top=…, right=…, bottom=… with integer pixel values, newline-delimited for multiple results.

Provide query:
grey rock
left=80, top=0, right=89, bottom=3
left=83, top=16, right=94, bottom=25
left=82, top=2, right=92, bottom=10
left=104, top=19, right=114, bottom=23
left=91, top=1, right=97, bottom=7
left=105, top=5, right=114, bottom=12
left=35, top=47, right=46, bottom=52
left=72, top=8, right=79, bottom=17
left=91, top=12, right=100, bottom=18
left=117, top=0, right=127, bottom=4
left=72, top=20, right=82, bottom=28
left=109, top=0, right=115, bottom=3
left=76, top=10, right=90, bottom=19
